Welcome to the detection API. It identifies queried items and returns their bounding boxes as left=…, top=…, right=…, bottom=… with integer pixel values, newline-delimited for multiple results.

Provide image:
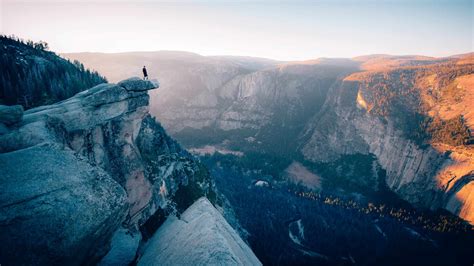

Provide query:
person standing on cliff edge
left=142, top=66, right=148, bottom=80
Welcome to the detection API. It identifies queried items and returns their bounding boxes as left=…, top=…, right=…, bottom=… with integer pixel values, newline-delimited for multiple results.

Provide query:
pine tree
left=0, top=35, right=106, bottom=108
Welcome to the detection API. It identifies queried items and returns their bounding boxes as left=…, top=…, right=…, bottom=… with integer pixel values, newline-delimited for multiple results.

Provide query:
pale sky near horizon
left=1, top=0, right=472, bottom=60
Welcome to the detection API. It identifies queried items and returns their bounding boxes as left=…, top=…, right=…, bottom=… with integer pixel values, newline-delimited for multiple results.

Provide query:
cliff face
left=214, top=64, right=355, bottom=132
left=0, top=143, right=128, bottom=265
left=158, top=62, right=359, bottom=157
left=0, top=77, right=215, bottom=264
left=301, top=57, right=474, bottom=223
left=155, top=62, right=357, bottom=135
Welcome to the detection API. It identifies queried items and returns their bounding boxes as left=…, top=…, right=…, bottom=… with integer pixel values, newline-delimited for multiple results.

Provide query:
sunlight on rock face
left=432, top=144, right=474, bottom=224
left=447, top=182, right=474, bottom=225
left=425, top=73, right=437, bottom=85
left=356, top=90, right=368, bottom=110
left=421, top=73, right=474, bottom=131
left=126, top=170, right=153, bottom=221
left=453, top=74, right=474, bottom=131
left=433, top=145, right=474, bottom=189
left=455, top=183, right=474, bottom=224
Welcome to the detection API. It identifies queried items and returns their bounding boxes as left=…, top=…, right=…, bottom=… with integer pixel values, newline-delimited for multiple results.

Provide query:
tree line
left=0, top=35, right=107, bottom=109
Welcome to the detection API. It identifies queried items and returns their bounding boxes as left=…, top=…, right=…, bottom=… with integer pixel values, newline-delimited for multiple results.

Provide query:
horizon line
left=59, top=49, right=474, bottom=62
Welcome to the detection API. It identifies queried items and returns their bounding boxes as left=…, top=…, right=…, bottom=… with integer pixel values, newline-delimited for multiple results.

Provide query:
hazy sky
left=1, top=0, right=472, bottom=60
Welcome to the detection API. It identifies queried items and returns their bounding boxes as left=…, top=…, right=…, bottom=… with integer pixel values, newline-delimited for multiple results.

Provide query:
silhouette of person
left=142, top=66, right=148, bottom=80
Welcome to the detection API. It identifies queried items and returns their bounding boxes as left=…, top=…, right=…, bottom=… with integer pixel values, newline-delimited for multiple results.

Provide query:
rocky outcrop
left=0, top=77, right=215, bottom=264
left=137, top=197, right=262, bottom=266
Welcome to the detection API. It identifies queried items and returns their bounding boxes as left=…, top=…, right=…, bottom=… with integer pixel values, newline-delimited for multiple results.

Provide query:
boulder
left=0, top=143, right=128, bottom=265
left=118, top=77, right=159, bottom=92
left=0, top=104, right=23, bottom=125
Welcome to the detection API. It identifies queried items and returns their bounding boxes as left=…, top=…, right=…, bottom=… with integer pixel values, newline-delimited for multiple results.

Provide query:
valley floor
left=201, top=153, right=474, bottom=266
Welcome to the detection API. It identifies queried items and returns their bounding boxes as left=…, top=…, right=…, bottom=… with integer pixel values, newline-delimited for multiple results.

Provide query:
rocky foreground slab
left=0, top=77, right=159, bottom=264
left=138, top=197, right=262, bottom=266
